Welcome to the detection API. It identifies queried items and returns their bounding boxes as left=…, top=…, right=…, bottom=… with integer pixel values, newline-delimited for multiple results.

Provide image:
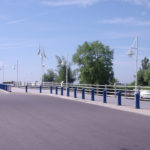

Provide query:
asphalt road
left=0, top=94, right=150, bottom=150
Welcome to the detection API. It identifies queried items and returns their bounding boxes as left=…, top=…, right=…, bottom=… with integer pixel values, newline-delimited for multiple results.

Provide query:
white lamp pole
left=128, top=35, right=139, bottom=90
left=2, top=65, right=4, bottom=83
left=61, top=56, right=68, bottom=89
left=16, top=60, right=19, bottom=85
left=66, top=56, right=68, bottom=88
left=38, top=45, right=47, bottom=84
left=13, top=60, right=19, bottom=86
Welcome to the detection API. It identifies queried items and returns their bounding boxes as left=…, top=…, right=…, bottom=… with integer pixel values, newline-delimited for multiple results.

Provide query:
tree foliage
left=56, top=56, right=75, bottom=83
left=137, top=57, right=150, bottom=86
left=43, top=69, right=57, bottom=82
left=72, top=41, right=114, bottom=84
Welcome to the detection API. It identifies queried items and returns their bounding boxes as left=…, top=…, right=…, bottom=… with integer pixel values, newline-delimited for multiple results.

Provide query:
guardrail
left=23, top=84, right=141, bottom=109
left=15, top=82, right=150, bottom=100
left=0, top=84, right=11, bottom=92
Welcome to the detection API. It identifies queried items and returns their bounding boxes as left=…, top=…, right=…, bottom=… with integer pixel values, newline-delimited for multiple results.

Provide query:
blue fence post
left=61, top=87, right=63, bottom=96
left=82, top=88, right=85, bottom=100
left=25, top=85, right=28, bottom=93
left=56, top=86, right=58, bottom=95
left=117, top=91, right=122, bottom=106
left=91, top=89, right=95, bottom=101
left=74, top=88, right=77, bottom=98
left=40, top=85, right=42, bottom=93
left=50, top=86, right=53, bottom=94
left=103, top=90, right=107, bottom=103
left=135, top=92, right=140, bottom=109
left=6, top=85, right=8, bottom=91
left=67, top=87, right=70, bottom=96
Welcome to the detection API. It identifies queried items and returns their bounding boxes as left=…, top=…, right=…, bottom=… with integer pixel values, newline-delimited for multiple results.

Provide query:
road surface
left=0, top=94, right=149, bottom=150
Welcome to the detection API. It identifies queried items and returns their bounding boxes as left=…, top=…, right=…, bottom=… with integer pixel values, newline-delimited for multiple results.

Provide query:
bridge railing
left=0, top=84, right=11, bottom=92
left=13, top=81, right=150, bottom=101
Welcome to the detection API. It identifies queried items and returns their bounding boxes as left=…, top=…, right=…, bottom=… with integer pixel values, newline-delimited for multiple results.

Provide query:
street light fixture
left=127, top=35, right=139, bottom=91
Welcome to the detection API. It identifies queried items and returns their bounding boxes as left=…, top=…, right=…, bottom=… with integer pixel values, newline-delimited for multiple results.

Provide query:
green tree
left=56, top=56, right=75, bottom=83
left=43, top=69, right=57, bottom=82
left=137, top=70, right=147, bottom=86
left=142, top=57, right=149, bottom=70
left=72, top=41, right=114, bottom=84
left=144, top=70, right=150, bottom=86
left=137, top=57, right=150, bottom=86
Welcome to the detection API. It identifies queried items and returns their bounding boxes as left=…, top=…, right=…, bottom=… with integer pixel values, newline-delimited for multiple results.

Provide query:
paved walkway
left=10, top=87, right=150, bottom=116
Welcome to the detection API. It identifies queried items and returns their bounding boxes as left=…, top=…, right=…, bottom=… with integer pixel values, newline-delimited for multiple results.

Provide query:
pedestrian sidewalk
left=11, top=87, right=150, bottom=117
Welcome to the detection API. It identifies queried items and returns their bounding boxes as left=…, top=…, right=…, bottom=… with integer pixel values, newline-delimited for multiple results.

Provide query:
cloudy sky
left=0, top=0, right=149, bottom=83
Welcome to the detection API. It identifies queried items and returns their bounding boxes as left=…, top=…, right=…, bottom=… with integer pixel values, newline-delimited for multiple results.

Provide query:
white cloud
left=120, top=0, right=150, bottom=7
left=41, top=0, right=101, bottom=6
left=99, top=17, right=150, bottom=26
left=6, top=19, right=25, bottom=25
left=40, top=0, right=150, bottom=7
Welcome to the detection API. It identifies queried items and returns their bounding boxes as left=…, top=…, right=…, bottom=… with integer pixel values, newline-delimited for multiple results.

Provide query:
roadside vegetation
left=43, top=41, right=149, bottom=86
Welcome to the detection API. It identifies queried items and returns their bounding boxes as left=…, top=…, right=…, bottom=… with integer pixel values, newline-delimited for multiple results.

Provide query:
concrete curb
left=0, top=89, right=10, bottom=94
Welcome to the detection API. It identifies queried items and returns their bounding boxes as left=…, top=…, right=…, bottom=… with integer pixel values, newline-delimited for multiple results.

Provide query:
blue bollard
left=61, top=87, right=63, bottom=96
left=25, top=86, right=28, bottom=93
left=74, top=88, right=77, bottom=98
left=67, top=87, right=70, bottom=96
left=135, top=92, right=140, bottom=109
left=40, top=85, right=42, bottom=93
left=91, top=89, right=95, bottom=101
left=103, top=90, right=107, bottom=103
left=117, top=91, right=122, bottom=106
left=82, top=88, right=85, bottom=99
left=6, top=85, right=8, bottom=91
left=56, top=86, right=58, bottom=95
left=50, top=86, right=53, bottom=94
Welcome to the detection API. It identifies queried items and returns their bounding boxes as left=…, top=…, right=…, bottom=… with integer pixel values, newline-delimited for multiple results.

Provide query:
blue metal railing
left=0, top=84, right=11, bottom=92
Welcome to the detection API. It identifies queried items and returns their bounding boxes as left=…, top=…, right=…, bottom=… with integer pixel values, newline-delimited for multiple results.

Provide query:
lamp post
left=127, top=35, right=139, bottom=91
left=0, top=65, right=4, bottom=83
left=61, top=57, right=68, bottom=89
left=12, top=60, right=19, bottom=85
left=37, top=45, right=47, bottom=84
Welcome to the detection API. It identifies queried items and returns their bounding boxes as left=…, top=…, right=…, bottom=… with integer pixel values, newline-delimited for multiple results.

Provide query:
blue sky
left=0, top=0, right=150, bottom=83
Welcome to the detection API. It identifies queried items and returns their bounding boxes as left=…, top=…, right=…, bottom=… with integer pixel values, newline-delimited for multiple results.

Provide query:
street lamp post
left=37, top=45, right=47, bottom=84
left=0, top=65, right=5, bottom=83
left=61, top=57, right=68, bottom=89
left=1, top=65, right=4, bottom=83
left=127, top=35, right=139, bottom=91
left=13, top=60, right=19, bottom=85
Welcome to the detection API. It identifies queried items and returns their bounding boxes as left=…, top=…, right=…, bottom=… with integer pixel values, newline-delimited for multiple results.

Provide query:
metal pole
left=3, top=65, right=4, bottom=83
left=135, top=35, right=138, bottom=91
left=41, top=56, right=43, bottom=84
left=17, top=60, right=18, bottom=86
left=66, top=56, right=68, bottom=89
